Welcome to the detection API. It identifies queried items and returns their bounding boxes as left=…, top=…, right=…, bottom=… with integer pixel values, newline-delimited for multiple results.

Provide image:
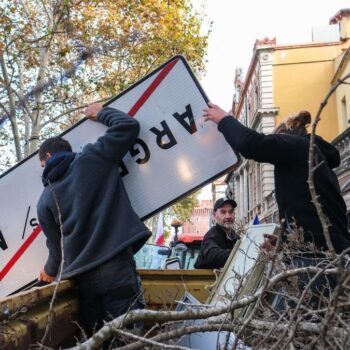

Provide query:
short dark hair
left=39, top=136, right=72, bottom=161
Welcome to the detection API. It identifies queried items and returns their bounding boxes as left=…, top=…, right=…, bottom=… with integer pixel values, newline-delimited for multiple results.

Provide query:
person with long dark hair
left=203, top=102, right=350, bottom=310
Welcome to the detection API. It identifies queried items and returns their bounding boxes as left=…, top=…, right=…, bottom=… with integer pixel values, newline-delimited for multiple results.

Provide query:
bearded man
left=195, top=198, right=239, bottom=269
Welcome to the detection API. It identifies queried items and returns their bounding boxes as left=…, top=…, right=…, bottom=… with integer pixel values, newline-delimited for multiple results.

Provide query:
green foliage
left=165, top=191, right=198, bottom=223
left=0, top=0, right=209, bottom=173
left=144, top=190, right=198, bottom=244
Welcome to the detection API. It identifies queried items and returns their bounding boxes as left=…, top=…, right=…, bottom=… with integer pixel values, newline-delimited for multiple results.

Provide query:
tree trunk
left=0, top=55, right=22, bottom=161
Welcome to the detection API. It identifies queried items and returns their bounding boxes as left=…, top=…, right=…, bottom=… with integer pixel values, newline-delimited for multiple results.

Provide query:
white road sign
left=0, top=56, right=239, bottom=297
left=209, top=224, right=279, bottom=308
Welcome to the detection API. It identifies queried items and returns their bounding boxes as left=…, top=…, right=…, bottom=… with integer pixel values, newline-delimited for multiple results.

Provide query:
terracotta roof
left=330, top=8, right=350, bottom=24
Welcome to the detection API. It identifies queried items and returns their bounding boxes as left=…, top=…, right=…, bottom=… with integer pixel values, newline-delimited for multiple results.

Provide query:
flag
left=155, top=212, right=165, bottom=246
left=252, top=214, right=260, bottom=225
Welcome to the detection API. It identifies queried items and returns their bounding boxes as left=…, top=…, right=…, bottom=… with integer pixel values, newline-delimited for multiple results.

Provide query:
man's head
left=39, top=136, right=72, bottom=167
left=213, top=198, right=237, bottom=232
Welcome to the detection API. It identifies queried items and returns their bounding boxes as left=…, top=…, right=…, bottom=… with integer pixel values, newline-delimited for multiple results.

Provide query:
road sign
left=0, top=56, right=238, bottom=297
left=208, top=224, right=279, bottom=313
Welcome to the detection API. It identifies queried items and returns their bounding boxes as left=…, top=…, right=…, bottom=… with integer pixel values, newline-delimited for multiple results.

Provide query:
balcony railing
left=332, top=126, right=350, bottom=176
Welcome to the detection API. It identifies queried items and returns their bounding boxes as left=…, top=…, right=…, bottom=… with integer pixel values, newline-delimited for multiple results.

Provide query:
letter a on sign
left=0, top=56, right=239, bottom=297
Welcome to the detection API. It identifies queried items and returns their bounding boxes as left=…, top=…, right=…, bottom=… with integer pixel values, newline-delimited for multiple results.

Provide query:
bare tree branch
left=40, top=95, right=113, bottom=128
left=62, top=263, right=341, bottom=350
left=307, top=72, right=350, bottom=256
left=40, top=181, right=65, bottom=346
left=0, top=54, right=22, bottom=160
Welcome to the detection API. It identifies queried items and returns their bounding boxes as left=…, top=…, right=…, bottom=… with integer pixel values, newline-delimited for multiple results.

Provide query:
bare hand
left=84, top=103, right=103, bottom=121
left=39, top=269, right=55, bottom=282
left=203, top=102, right=231, bottom=124
left=261, top=234, right=278, bottom=252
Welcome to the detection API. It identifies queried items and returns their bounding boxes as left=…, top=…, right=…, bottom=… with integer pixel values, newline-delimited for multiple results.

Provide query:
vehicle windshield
left=134, top=244, right=169, bottom=269
left=175, top=245, right=200, bottom=269
left=134, top=243, right=201, bottom=269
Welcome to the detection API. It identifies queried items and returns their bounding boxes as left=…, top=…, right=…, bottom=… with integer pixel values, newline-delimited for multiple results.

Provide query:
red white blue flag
left=155, top=212, right=165, bottom=246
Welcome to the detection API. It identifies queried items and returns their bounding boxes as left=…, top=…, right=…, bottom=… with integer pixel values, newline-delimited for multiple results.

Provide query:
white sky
left=193, top=0, right=350, bottom=110
left=194, top=0, right=350, bottom=201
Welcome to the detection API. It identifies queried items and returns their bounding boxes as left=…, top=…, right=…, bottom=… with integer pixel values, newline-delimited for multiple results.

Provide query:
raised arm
left=84, top=103, right=140, bottom=164
left=203, top=103, right=301, bottom=164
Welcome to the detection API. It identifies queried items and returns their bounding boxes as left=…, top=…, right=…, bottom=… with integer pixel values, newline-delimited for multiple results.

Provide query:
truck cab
left=134, top=233, right=204, bottom=270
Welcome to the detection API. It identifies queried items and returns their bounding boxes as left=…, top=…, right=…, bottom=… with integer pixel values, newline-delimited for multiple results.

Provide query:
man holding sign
left=0, top=56, right=238, bottom=299
left=203, top=102, right=350, bottom=310
left=37, top=103, right=151, bottom=338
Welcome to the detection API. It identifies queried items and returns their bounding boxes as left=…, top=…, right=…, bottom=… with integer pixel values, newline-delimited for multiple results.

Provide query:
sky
left=194, top=0, right=350, bottom=200
left=194, top=0, right=350, bottom=111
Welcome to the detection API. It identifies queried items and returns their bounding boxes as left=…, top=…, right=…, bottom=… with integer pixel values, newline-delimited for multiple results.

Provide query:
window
left=255, top=85, right=260, bottom=109
left=256, top=163, right=262, bottom=204
left=341, top=96, right=348, bottom=127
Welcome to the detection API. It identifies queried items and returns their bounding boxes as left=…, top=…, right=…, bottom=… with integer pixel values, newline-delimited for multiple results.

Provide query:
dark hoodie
left=218, top=116, right=350, bottom=254
left=37, top=107, right=151, bottom=278
left=194, top=224, right=239, bottom=269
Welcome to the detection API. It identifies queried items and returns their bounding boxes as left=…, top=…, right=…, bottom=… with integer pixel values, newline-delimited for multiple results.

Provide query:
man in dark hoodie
left=203, top=102, right=350, bottom=309
left=37, top=103, right=151, bottom=338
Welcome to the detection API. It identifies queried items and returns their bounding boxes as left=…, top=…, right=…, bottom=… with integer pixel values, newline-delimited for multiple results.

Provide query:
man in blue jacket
left=37, top=103, right=151, bottom=338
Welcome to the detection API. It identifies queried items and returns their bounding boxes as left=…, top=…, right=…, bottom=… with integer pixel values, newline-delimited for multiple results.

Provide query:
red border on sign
left=0, top=225, right=42, bottom=281
left=128, top=58, right=178, bottom=116
left=0, top=58, right=180, bottom=284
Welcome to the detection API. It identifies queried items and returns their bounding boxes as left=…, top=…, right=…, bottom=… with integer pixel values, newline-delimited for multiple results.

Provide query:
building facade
left=227, top=9, right=350, bottom=226
left=331, top=20, right=350, bottom=226
left=182, top=199, right=213, bottom=235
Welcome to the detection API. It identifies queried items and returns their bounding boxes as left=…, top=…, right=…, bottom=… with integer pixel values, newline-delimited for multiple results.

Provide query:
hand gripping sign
left=0, top=56, right=239, bottom=297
